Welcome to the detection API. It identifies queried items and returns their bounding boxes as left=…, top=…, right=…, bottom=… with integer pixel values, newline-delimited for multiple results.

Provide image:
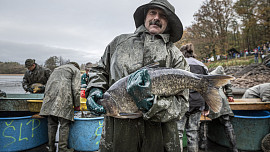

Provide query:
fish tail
left=201, top=75, right=235, bottom=113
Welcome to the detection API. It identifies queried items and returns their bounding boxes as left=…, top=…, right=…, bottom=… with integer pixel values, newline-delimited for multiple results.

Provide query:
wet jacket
left=87, top=25, right=189, bottom=152
left=208, top=71, right=234, bottom=119
left=22, top=64, right=51, bottom=91
left=242, top=83, right=270, bottom=102
left=185, top=57, right=209, bottom=113
left=39, top=64, right=81, bottom=121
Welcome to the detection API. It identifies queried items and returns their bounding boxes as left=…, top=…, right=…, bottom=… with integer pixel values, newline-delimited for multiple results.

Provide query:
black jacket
left=186, top=57, right=209, bottom=113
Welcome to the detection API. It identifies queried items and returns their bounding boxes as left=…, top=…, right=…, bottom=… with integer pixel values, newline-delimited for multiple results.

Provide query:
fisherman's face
left=27, top=64, right=36, bottom=71
left=144, top=8, right=168, bottom=35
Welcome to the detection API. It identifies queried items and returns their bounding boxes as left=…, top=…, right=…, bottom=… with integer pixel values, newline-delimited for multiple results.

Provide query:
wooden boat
left=229, top=98, right=270, bottom=110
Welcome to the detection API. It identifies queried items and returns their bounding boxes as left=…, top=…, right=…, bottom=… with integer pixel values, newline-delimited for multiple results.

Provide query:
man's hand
left=228, top=97, right=234, bottom=102
left=86, top=88, right=106, bottom=116
left=202, top=110, right=209, bottom=116
left=127, top=69, right=153, bottom=112
left=38, top=86, right=45, bottom=92
left=27, top=87, right=34, bottom=93
left=74, top=106, right=80, bottom=111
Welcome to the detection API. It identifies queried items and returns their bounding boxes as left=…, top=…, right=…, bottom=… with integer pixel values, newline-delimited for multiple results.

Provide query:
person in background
left=22, top=59, right=51, bottom=93
left=85, top=0, right=189, bottom=151
left=242, top=83, right=270, bottom=102
left=81, top=62, right=92, bottom=87
left=39, top=62, right=81, bottom=152
left=81, top=62, right=92, bottom=98
left=178, top=43, right=209, bottom=152
left=201, top=66, right=238, bottom=152
left=254, top=48, right=259, bottom=63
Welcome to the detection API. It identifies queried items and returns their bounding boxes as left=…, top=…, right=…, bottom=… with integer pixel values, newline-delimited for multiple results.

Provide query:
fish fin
left=201, top=75, right=234, bottom=113
left=202, top=88, right=222, bottom=113
left=204, top=75, right=235, bottom=88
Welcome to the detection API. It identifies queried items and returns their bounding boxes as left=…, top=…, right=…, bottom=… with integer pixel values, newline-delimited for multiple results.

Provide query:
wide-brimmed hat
left=25, top=59, right=35, bottom=68
left=133, top=0, right=183, bottom=43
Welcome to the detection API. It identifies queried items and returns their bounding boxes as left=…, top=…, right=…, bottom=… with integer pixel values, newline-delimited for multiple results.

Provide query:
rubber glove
left=86, top=88, right=106, bottom=116
left=126, top=68, right=153, bottom=112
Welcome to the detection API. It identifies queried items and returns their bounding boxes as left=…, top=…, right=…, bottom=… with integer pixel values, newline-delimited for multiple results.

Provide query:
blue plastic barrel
left=68, top=117, right=104, bottom=151
left=0, top=111, right=48, bottom=152
left=208, top=110, right=270, bottom=151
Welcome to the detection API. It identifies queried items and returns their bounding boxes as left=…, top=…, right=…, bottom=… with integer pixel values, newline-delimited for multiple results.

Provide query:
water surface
left=0, top=75, right=26, bottom=94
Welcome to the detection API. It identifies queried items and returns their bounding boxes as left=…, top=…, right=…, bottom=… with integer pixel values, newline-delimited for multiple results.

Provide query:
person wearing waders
left=200, top=66, right=238, bottom=152
left=85, top=0, right=190, bottom=151
left=177, top=43, right=209, bottom=152
left=39, top=62, right=81, bottom=152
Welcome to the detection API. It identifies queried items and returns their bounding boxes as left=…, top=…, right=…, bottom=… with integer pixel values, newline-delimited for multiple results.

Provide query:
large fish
left=97, top=67, right=235, bottom=119
left=30, top=83, right=45, bottom=93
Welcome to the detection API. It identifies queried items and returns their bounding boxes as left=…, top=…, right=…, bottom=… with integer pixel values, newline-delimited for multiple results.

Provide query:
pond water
left=0, top=75, right=26, bottom=94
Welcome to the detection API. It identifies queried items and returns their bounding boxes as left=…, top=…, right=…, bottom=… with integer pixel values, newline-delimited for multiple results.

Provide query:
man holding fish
left=86, top=0, right=189, bottom=151
left=85, top=0, right=233, bottom=151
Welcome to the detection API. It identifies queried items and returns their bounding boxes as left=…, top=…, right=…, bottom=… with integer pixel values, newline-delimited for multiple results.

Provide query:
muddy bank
left=209, top=63, right=270, bottom=89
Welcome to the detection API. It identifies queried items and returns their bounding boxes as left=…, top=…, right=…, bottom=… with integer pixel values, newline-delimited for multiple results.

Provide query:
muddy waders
left=178, top=112, right=201, bottom=152
left=219, top=115, right=238, bottom=152
left=47, top=116, right=74, bottom=152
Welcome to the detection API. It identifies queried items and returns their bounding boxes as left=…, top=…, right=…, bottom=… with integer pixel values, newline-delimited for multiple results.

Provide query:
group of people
left=20, top=0, right=270, bottom=152
left=22, top=59, right=81, bottom=152
left=177, top=43, right=238, bottom=152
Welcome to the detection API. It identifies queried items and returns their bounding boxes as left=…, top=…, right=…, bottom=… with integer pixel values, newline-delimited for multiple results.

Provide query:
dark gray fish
left=97, top=67, right=235, bottom=119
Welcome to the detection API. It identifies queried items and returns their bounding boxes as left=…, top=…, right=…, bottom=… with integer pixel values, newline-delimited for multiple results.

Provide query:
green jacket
left=81, top=73, right=89, bottom=85
left=87, top=25, right=189, bottom=152
left=39, top=64, right=81, bottom=121
left=22, top=64, right=51, bottom=91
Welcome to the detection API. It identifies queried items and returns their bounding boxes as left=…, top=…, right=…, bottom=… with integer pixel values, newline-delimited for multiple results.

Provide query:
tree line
left=0, top=56, right=91, bottom=74
left=176, top=0, right=270, bottom=61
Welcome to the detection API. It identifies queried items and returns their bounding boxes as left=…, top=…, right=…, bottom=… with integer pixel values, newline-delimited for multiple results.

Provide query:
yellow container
left=27, top=97, right=88, bottom=112
left=27, top=100, right=43, bottom=112
left=80, top=97, right=87, bottom=111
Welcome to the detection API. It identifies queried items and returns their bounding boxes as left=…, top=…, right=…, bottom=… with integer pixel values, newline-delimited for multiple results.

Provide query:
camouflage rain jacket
left=242, top=83, right=270, bottom=102
left=39, top=64, right=81, bottom=121
left=22, top=64, right=51, bottom=91
left=87, top=25, right=189, bottom=152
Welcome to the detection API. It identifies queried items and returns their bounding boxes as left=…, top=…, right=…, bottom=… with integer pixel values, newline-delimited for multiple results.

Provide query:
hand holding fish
left=127, top=69, right=154, bottom=112
left=86, top=88, right=106, bottom=116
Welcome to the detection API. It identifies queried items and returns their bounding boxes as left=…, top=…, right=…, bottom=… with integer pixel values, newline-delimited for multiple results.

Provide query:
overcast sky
left=0, top=0, right=203, bottom=65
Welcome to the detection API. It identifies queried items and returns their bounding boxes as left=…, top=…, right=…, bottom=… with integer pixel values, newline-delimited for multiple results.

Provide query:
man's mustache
left=149, top=20, right=162, bottom=28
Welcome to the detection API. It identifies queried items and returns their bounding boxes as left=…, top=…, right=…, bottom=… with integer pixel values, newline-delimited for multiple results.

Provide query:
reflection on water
left=0, top=75, right=26, bottom=94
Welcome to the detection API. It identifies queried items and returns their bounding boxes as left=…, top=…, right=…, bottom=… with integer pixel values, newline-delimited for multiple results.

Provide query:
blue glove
left=86, top=88, right=106, bottom=116
left=127, top=69, right=154, bottom=112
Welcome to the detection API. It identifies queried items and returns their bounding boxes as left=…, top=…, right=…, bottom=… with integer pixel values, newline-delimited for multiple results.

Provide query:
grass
left=205, top=56, right=255, bottom=69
